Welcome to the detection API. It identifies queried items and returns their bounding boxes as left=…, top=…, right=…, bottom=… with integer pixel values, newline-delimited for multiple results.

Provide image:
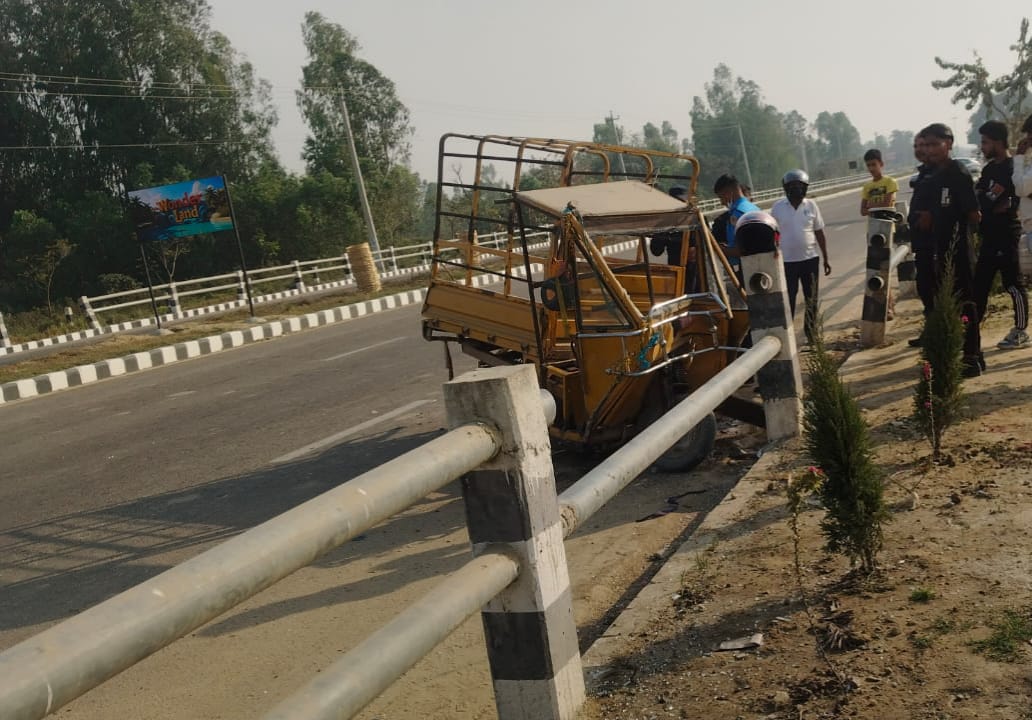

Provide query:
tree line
left=2, top=2, right=1030, bottom=324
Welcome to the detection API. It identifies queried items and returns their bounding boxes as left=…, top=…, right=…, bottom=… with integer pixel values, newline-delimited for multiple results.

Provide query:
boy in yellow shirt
left=860, top=148, right=898, bottom=215
left=861, top=148, right=900, bottom=318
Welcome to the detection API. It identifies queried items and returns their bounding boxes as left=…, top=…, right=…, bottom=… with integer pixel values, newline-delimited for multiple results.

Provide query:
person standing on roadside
left=912, top=123, right=984, bottom=377
left=973, top=120, right=1029, bottom=349
left=770, top=169, right=831, bottom=345
left=907, top=131, right=938, bottom=345
left=712, top=174, right=760, bottom=283
left=860, top=148, right=899, bottom=216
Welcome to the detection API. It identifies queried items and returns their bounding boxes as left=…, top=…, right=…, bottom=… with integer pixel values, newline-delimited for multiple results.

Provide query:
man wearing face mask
left=770, top=169, right=831, bottom=345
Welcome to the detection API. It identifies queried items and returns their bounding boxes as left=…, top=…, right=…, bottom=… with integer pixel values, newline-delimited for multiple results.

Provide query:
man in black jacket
left=907, top=131, right=937, bottom=346
left=911, top=123, right=984, bottom=376
left=973, top=120, right=1029, bottom=349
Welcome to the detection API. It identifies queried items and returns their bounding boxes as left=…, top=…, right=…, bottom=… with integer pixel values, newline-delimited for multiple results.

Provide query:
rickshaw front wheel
left=653, top=412, right=717, bottom=473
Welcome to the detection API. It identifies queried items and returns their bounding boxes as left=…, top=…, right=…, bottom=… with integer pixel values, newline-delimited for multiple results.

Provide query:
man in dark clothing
left=912, top=123, right=984, bottom=376
left=649, top=185, right=697, bottom=292
left=649, top=185, right=689, bottom=265
left=907, top=132, right=938, bottom=346
left=973, top=120, right=1030, bottom=348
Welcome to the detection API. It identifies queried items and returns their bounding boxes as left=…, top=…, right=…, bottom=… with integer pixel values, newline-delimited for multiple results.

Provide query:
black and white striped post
left=79, top=295, right=101, bottom=331
left=860, top=213, right=898, bottom=347
left=444, top=364, right=584, bottom=720
left=736, top=215, right=803, bottom=441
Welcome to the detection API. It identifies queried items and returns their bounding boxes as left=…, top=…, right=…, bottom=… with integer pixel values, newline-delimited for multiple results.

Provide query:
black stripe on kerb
left=756, top=359, right=798, bottom=400
left=481, top=587, right=578, bottom=681
left=862, top=295, right=887, bottom=322
left=745, top=292, right=789, bottom=330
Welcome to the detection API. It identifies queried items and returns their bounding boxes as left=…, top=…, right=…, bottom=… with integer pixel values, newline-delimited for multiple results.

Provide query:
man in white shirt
left=770, top=169, right=832, bottom=345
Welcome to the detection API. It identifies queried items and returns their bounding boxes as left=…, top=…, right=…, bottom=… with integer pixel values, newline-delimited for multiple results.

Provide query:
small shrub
left=914, top=257, right=965, bottom=461
left=909, top=587, right=936, bottom=603
left=803, top=315, right=888, bottom=573
left=909, top=633, right=933, bottom=650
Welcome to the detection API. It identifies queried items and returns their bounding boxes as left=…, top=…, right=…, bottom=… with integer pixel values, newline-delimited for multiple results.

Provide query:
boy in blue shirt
left=713, top=174, right=759, bottom=280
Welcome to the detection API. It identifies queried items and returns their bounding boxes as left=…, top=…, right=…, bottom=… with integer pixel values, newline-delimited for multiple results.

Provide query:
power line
left=0, top=72, right=346, bottom=95
left=0, top=88, right=239, bottom=101
left=0, top=140, right=246, bottom=151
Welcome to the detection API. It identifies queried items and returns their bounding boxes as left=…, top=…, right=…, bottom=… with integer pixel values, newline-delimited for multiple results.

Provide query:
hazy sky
left=208, top=0, right=1029, bottom=181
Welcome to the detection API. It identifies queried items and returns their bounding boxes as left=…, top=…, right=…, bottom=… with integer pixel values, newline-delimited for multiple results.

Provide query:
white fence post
left=443, top=365, right=585, bottom=720
left=236, top=270, right=247, bottom=303
left=79, top=295, right=101, bottom=331
left=389, top=246, right=398, bottom=273
left=292, top=260, right=307, bottom=293
left=0, top=310, right=11, bottom=349
left=737, top=222, right=803, bottom=441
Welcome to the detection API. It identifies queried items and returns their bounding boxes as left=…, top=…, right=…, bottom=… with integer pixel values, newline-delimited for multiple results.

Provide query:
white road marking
left=168, top=390, right=196, bottom=399
left=270, top=399, right=434, bottom=465
left=322, top=337, right=405, bottom=362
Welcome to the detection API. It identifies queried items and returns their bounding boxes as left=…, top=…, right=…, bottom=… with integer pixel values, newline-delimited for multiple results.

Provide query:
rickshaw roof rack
left=515, top=180, right=699, bottom=236
left=437, top=133, right=701, bottom=200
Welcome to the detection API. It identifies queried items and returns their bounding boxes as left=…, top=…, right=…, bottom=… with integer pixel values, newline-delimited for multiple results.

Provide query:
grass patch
left=909, top=587, right=936, bottom=603
left=968, top=608, right=1032, bottom=662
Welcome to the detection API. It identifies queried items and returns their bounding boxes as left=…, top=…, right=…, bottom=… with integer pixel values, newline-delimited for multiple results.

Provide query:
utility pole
left=735, top=123, right=755, bottom=192
left=607, top=111, right=628, bottom=177
left=338, top=90, right=380, bottom=254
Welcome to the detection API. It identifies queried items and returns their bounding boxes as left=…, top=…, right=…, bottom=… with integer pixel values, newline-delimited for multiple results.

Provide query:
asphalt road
left=0, top=185, right=881, bottom=718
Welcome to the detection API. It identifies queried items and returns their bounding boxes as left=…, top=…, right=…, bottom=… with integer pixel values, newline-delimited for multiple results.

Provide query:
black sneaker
left=961, top=357, right=983, bottom=378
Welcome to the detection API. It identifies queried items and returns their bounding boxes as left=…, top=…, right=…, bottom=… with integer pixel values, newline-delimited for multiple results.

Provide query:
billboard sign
left=129, top=175, right=234, bottom=242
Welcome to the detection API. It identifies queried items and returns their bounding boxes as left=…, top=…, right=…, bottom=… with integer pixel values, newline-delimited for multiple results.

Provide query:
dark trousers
left=937, top=241, right=982, bottom=359
left=914, top=248, right=936, bottom=316
left=973, top=238, right=1029, bottom=331
left=784, top=256, right=820, bottom=343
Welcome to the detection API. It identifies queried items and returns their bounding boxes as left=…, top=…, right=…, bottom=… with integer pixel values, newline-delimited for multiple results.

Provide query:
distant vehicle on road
left=955, top=156, right=982, bottom=179
left=907, top=156, right=983, bottom=190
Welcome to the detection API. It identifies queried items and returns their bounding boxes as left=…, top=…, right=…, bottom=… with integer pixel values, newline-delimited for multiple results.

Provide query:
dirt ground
left=580, top=295, right=1032, bottom=720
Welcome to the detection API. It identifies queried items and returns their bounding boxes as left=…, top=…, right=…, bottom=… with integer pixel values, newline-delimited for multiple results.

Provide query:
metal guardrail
left=76, top=231, right=553, bottom=331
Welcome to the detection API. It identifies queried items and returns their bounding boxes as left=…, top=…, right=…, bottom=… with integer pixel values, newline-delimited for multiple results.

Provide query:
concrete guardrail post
left=389, top=246, right=398, bottom=274
left=292, top=260, right=306, bottom=293
left=443, top=365, right=585, bottom=720
left=860, top=214, right=897, bottom=347
left=0, top=310, right=11, bottom=349
left=79, top=295, right=101, bottom=331
left=236, top=270, right=247, bottom=303
left=167, top=281, right=183, bottom=320
left=893, top=201, right=916, bottom=299
left=737, top=220, right=803, bottom=442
